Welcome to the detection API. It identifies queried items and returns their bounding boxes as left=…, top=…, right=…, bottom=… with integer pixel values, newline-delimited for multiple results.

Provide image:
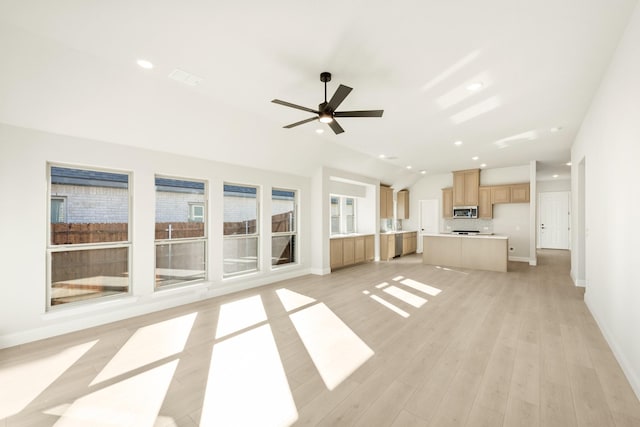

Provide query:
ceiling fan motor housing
left=320, top=72, right=332, bottom=83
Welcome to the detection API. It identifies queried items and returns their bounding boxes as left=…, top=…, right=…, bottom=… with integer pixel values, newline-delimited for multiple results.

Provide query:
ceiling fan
left=271, top=72, right=384, bottom=134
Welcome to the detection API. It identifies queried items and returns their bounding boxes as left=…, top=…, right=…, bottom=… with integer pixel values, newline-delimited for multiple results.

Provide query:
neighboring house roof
left=51, top=166, right=128, bottom=189
left=155, top=177, right=205, bottom=194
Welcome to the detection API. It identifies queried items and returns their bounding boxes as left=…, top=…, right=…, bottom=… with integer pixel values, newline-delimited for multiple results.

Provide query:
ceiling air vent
left=168, top=69, right=203, bottom=86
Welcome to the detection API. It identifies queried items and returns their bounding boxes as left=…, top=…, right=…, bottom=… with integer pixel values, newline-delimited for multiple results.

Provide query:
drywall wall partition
left=571, top=2, right=640, bottom=399
left=0, top=123, right=312, bottom=348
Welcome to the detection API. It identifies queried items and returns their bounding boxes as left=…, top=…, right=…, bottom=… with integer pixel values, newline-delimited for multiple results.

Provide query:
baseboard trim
left=509, top=256, right=530, bottom=263
left=585, top=292, right=640, bottom=402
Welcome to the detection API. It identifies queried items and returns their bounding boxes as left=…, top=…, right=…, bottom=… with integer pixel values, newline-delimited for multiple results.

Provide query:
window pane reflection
left=50, top=247, right=129, bottom=306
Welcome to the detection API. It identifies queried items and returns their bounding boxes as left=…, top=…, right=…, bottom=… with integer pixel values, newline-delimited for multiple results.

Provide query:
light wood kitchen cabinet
left=365, top=235, right=374, bottom=261
left=380, top=185, right=393, bottom=218
left=354, top=236, right=365, bottom=263
left=511, top=183, right=530, bottom=203
left=491, top=185, right=511, bottom=204
left=478, top=186, right=493, bottom=219
left=453, top=169, right=480, bottom=206
left=330, top=234, right=375, bottom=271
left=397, top=190, right=410, bottom=219
left=402, top=232, right=417, bottom=255
left=342, top=237, right=355, bottom=265
left=330, top=238, right=344, bottom=269
left=442, top=188, right=453, bottom=218
left=379, top=234, right=395, bottom=261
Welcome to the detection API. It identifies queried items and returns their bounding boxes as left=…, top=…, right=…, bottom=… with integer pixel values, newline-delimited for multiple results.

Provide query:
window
left=329, top=195, right=357, bottom=235
left=272, top=189, right=296, bottom=266
left=189, top=203, right=205, bottom=222
left=51, top=197, right=66, bottom=223
left=47, top=165, right=130, bottom=308
left=223, top=184, right=258, bottom=276
left=155, top=177, right=207, bottom=289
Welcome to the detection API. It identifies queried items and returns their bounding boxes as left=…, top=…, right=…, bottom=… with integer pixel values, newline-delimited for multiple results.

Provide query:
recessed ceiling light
left=378, top=154, right=386, bottom=159
left=406, top=165, right=412, bottom=170
left=553, top=174, right=559, bottom=178
left=480, top=163, right=487, bottom=168
left=550, top=126, right=563, bottom=133
left=472, top=156, right=479, bottom=161
left=565, top=162, right=572, bottom=166
left=420, top=170, right=427, bottom=174
left=466, top=82, right=484, bottom=91
left=454, top=140, right=463, bottom=146
left=136, top=59, right=154, bottom=69
left=315, top=129, right=324, bottom=134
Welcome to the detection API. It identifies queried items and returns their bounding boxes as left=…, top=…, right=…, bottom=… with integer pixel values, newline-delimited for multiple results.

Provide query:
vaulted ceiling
left=0, top=0, right=637, bottom=185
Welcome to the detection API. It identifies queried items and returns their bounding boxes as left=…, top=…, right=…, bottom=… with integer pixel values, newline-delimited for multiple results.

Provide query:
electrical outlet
left=483, top=226, right=489, bottom=230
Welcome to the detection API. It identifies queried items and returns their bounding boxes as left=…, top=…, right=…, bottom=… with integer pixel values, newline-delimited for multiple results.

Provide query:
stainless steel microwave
left=453, top=206, right=478, bottom=219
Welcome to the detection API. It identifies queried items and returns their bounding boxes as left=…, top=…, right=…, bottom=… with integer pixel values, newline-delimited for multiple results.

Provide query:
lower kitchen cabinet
left=379, top=234, right=395, bottom=261
left=330, top=234, right=374, bottom=271
left=402, top=232, right=417, bottom=255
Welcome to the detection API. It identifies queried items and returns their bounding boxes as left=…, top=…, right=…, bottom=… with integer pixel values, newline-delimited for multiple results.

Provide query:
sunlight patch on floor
left=91, top=312, right=197, bottom=385
left=0, top=340, right=98, bottom=419
left=289, top=303, right=374, bottom=390
left=392, top=276, right=404, bottom=282
left=370, top=295, right=410, bottom=318
left=375, top=282, right=389, bottom=289
left=215, top=295, right=266, bottom=339
left=276, top=288, right=316, bottom=312
left=200, top=324, right=298, bottom=427
left=383, top=286, right=427, bottom=308
left=53, top=360, right=178, bottom=427
left=399, top=278, right=442, bottom=296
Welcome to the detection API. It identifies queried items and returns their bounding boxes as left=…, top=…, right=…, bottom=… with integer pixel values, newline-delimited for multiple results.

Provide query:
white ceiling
left=0, top=0, right=637, bottom=186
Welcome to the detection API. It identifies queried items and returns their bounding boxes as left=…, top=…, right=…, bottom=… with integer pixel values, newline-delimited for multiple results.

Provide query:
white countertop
left=422, top=232, right=508, bottom=240
left=330, top=233, right=375, bottom=239
left=380, top=230, right=418, bottom=235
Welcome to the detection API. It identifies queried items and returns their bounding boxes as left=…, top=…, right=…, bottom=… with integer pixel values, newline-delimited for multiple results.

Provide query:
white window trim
left=271, top=188, right=298, bottom=269
left=46, top=163, right=133, bottom=311
left=223, top=183, right=260, bottom=278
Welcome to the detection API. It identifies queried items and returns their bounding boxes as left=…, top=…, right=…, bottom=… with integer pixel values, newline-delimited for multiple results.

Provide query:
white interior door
left=538, top=191, right=570, bottom=249
left=418, top=199, right=439, bottom=253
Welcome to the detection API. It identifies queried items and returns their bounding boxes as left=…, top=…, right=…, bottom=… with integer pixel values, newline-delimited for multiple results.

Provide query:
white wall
left=405, top=172, right=451, bottom=232
left=537, top=179, right=571, bottom=193
left=571, top=2, right=640, bottom=399
left=0, top=123, right=312, bottom=348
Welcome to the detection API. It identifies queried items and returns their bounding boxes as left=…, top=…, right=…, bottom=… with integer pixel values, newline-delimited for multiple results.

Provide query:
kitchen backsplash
left=443, top=218, right=493, bottom=233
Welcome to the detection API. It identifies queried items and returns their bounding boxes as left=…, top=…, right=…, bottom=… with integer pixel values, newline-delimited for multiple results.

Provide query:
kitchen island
left=422, top=233, right=508, bottom=272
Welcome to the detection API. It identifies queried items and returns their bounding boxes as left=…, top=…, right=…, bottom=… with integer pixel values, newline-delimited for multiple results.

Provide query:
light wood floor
left=2, top=250, right=639, bottom=426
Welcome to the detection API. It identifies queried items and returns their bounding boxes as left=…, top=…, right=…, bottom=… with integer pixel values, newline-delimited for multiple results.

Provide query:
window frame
left=154, top=175, right=208, bottom=290
left=46, top=163, right=133, bottom=311
left=329, top=195, right=357, bottom=235
left=271, top=188, right=298, bottom=268
left=223, top=182, right=260, bottom=278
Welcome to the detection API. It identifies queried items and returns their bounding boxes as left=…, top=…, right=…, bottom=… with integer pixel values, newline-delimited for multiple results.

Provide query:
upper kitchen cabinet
left=453, top=169, right=480, bottom=206
left=478, top=186, right=492, bottom=219
left=397, top=190, right=410, bottom=219
left=491, top=185, right=511, bottom=204
left=442, top=188, right=453, bottom=218
left=380, top=185, right=393, bottom=218
left=511, top=183, right=530, bottom=203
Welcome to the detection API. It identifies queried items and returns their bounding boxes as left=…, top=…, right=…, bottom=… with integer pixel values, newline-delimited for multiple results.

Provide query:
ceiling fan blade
left=334, top=110, right=384, bottom=118
left=326, top=85, right=353, bottom=111
left=272, top=99, right=318, bottom=114
left=328, top=119, right=345, bottom=135
left=284, top=116, right=318, bottom=128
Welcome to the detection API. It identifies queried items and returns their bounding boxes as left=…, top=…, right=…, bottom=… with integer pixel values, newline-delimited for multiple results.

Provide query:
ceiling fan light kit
left=272, top=72, right=383, bottom=134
